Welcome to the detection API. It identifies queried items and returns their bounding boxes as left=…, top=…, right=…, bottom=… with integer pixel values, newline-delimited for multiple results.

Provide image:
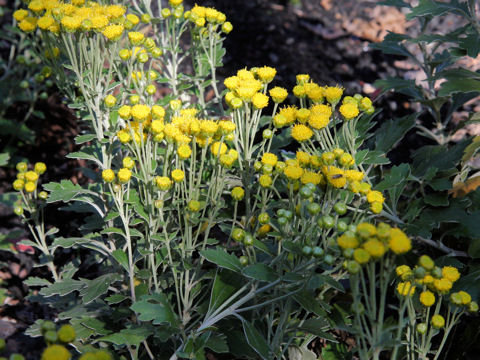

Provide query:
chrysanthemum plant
left=8, top=0, right=478, bottom=359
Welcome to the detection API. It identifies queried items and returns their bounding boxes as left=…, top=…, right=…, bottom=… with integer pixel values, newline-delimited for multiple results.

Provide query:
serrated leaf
left=43, top=180, right=97, bottom=203
left=98, top=326, right=153, bottom=348
left=75, top=134, right=96, bottom=144
left=375, top=114, right=416, bottom=152
left=299, top=318, right=336, bottom=342
left=79, top=273, right=121, bottom=304
left=406, top=0, right=469, bottom=20
left=24, top=277, right=51, bottom=287
left=39, top=279, right=85, bottom=297
left=293, top=291, right=327, bottom=317
left=130, top=293, right=178, bottom=326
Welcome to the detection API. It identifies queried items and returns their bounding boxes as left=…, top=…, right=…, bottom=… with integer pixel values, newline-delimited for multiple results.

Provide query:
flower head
left=291, top=124, right=313, bottom=142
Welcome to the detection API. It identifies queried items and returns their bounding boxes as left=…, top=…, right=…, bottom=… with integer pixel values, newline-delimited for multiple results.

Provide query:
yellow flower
left=224, top=76, right=239, bottom=90
left=231, top=187, right=244, bottom=201
left=397, top=281, right=415, bottom=297
left=91, top=15, right=109, bottom=30
left=433, top=278, right=453, bottom=294
left=25, top=171, right=39, bottom=182
left=458, top=291, right=472, bottom=305
left=389, top=228, right=411, bottom=255
left=128, top=31, right=145, bottom=45
left=131, top=104, right=150, bottom=122
left=177, top=144, right=192, bottom=160
left=305, top=83, right=324, bottom=102
left=363, top=239, right=386, bottom=258
left=126, top=14, right=140, bottom=25
left=396, top=265, right=411, bottom=277
left=41, top=345, right=71, bottom=360
left=273, top=114, right=287, bottom=128
left=323, top=166, right=346, bottom=188
left=420, top=291, right=435, bottom=307
left=337, top=234, right=359, bottom=249
left=28, top=0, right=44, bottom=13
left=220, top=154, right=235, bottom=168
left=117, top=130, right=131, bottom=143
left=324, top=86, right=343, bottom=105
left=366, top=190, right=384, bottom=204
left=25, top=181, right=36, bottom=193
left=152, top=105, right=166, bottom=119
left=256, top=66, right=276, bottom=83
left=57, top=324, right=76, bottom=343
left=105, top=5, right=126, bottom=19
left=13, top=179, right=25, bottom=191
left=301, top=171, right=322, bottom=185
left=118, top=168, right=132, bottom=183
left=269, top=87, right=288, bottom=103
left=431, top=314, right=445, bottom=329
left=291, top=124, right=313, bottom=142
left=171, top=169, right=185, bottom=182
left=293, top=85, right=306, bottom=98
left=211, top=141, right=227, bottom=156
left=156, top=176, right=172, bottom=190
left=37, top=16, right=55, bottom=30
left=370, top=202, right=383, bottom=214
left=122, top=157, right=135, bottom=169
left=356, top=222, right=377, bottom=238
left=345, top=170, right=364, bottom=182
left=219, top=120, right=236, bottom=135
left=237, top=68, right=254, bottom=80
left=284, top=165, right=303, bottom=180
left=103, top=24, right=124, bottom=41
left=308, top=113, right=329, bottom=130
left=339, top=103, right=359, bottom=120
left=61, top=16, right=81, bottom=32
left=13, top=9, right=29, bottom=22
left=353, top=248, right=370, bottom=264
left=200, top=120, right=218, bottom=137
left=296, top=151, right=310, bottom=166
left=442, top=266, right=460, bottom=282
left=295, top=108, right=310, bottom=124
left=151, top=120, right=165, bottom=134
left=259, top=174, right=273, bottom=188
left=19, top=17, right=38, bottom=32
left=261, top=153, right=278, bottom=167
left=34, top=162, right=47, bottom=175
left=252, top=93, right=269, bottom=109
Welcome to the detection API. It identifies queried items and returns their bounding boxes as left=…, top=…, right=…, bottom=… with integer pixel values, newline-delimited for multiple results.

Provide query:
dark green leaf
left=130, top=293, right=178, bottom=326
left=242, top=320, right=272, bottom=360
left=200, top=249, right=242, bottom=273
left=375, top=114, right=416, bottom=153
left=242, top=263, right=278, bottom=282
left=79, top=273, right=121, bottom=304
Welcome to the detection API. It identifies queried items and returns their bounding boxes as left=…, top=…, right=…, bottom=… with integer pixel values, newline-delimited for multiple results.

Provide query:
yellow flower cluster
left=279, top=75, right=374, bottom=142
left=339, top=222, right=412, bottom=272
left=186, top=4, right=229, bottom=30
left=395, top=255, right=478, bottom=312
left=14, top=0, right=128, bottom=36
left=102, top=167, right=132, bottom=184
left=12, top=161, right=47, bottom=196
left=224, top=67, right=275, bottom=108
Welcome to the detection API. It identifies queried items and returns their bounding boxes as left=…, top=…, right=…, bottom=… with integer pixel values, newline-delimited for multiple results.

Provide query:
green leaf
left=130, top=293, right=178, bottom=326
left=112, top=249, right=129, bottom=271
left=299, top=318, right=336, bottom=342
left=242, top=320, right=272, bottom=360
left=24, top=277, right=51, bottom=287
left=373, top=77, right=424, bottom=100
left=375, top=114, right=416, bottom=153
left=43, top=180, right=97, bottom=203
left=406, top=0, right=468, bottom=20
left=293, top=291, right=327, bottom=317
left=355, top=150, right=390, bottom=165
left=105, top=294, right=128, bottom=304
left=438, top=78, right=480, bottom=96
left=67, top=146, right=103, bottom=167
left=39, top=279, right=85, bottom=297
left=0, top=152, right=10, bottom=166
left=200, top=249, right=242, bottom=273
left=79, top=273, right=121, bottom=304
left=205, top=335, right=229, bottom=353
left=424, top=193, right=449, bottom=206
left=375, top=164, right=411, bottom=208
left=75, top=134, right=96, bottom=144
left=208, top=270, right=244, bottom=314
left=98, top=326, right=153, bottom=348
left=242, top=263, right=278, bottom=282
